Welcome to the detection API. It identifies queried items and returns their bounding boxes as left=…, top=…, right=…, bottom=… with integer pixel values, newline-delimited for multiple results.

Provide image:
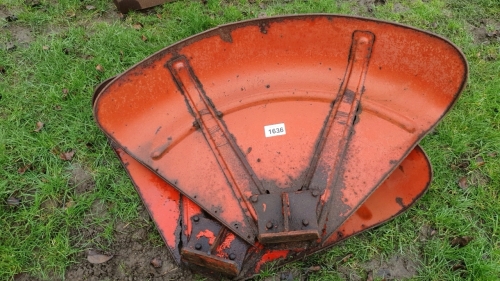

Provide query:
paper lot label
left=264, top=123, right=286, bottom=138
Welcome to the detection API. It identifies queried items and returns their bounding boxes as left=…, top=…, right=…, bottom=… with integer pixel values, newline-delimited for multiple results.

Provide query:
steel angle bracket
left=93, top=15, right=467, bottom=245
left=111, top=142, right=430, bottom=279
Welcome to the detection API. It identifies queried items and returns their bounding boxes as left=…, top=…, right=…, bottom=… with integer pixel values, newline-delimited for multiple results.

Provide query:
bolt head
left=312, top=190, right=320, bottom=197
left=195, top=243, right=202, bottom=250
left=229, top=253, right=236, bottom=260
left=193, top=216, right=200, bottom=222
left=302, top=219, right=309, bottom=226
left=250, top=195, right=258, bottom=203
left=266, top=221, right=274, bottom=229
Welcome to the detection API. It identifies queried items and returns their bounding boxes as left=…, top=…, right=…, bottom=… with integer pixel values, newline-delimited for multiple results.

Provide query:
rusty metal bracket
left=252, top=191, right=320, bottom=244
left=182, top=217, right=249, bottom=277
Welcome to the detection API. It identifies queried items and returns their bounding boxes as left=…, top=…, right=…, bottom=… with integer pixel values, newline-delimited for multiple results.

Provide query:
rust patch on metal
left=218, top=28, right=233, bottom=43
left=395, top=197, right=406, bottom=208
left=259, top=22, right=270, bottom=34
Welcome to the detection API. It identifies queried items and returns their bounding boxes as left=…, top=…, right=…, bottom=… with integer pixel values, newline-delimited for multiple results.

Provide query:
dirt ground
left=64, top=207, right=193, bottom=281
left=66, top=165, right=195, bottom=281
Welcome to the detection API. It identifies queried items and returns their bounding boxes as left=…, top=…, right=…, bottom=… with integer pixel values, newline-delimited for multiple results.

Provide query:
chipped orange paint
left=196, top=230, right=216, bottom=245
left=219, top=233, right=235, bottom=251
left=215, top=233, right=236, bottom=258
left=255, top=250, right=289, bottom=272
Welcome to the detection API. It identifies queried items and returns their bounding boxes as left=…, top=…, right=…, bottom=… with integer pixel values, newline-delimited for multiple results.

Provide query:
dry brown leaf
left=133, top=23, right=143, bottom=30
left=60, top=150, right=75, bottom=161
left=54, top=105, right=62, bottom=111
left=87, top=253, right=113, bottom=264
left=156, top=14, right=162, bottom=19
left=150, top=257, right=162, bottom=268
left=34, top=121, right=44, bottom=132
left=487, top=152, right=497, bottom=158
left=85, top=5, right=95, bottom=10
left=7, top=197, right=20, bottom=206
left=42, top=45, right=49, bottom=50
left=307, top=265, right=321, bottom=272
left=18, top=164, right=31, bottom=174
left=458, top=177, right=468, bottom=190
left=451, top=236, right=473, bottom=248
left=141, top=35, right=147, bottom=42
left=96, top=64, right=104, bottom=72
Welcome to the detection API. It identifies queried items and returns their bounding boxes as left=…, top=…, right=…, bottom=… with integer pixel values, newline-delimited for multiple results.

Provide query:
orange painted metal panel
left=93, top=14, right=466, bottom=270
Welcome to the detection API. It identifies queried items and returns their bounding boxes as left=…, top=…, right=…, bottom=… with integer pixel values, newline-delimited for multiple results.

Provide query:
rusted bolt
left=193, top=216, right=200, bottom=222
left=266, top=221, right=273, bottom=229
left=250, top=195, right=258, bottom=203
left=312, top=190, right=320, bottom=197
left=195, top=243, right=202, bottom=250
left=302, top=219, right=309, bottom=226
left=229, top=253, right=236, bottom=260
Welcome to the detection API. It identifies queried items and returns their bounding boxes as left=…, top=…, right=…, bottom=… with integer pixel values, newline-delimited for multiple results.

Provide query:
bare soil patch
left=364, top=254, right=419, bottom=280
left=69, top=164, right=95, bottom=195
left=1, top=5, right=33, bottom=50
left=469, top=19, right=500, bottom=44
left=65, top=204, right=194, bottom=280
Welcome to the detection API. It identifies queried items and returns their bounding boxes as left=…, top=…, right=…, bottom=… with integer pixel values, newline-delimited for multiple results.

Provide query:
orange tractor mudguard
left=93, top=15, right=467, bottom=278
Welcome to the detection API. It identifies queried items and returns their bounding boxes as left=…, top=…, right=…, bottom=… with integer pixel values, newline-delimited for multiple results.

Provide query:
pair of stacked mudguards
left=92, top=15, right=467, bottom=279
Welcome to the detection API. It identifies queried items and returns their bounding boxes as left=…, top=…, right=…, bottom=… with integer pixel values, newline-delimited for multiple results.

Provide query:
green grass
left=1, top=0, right=499, bottom=280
